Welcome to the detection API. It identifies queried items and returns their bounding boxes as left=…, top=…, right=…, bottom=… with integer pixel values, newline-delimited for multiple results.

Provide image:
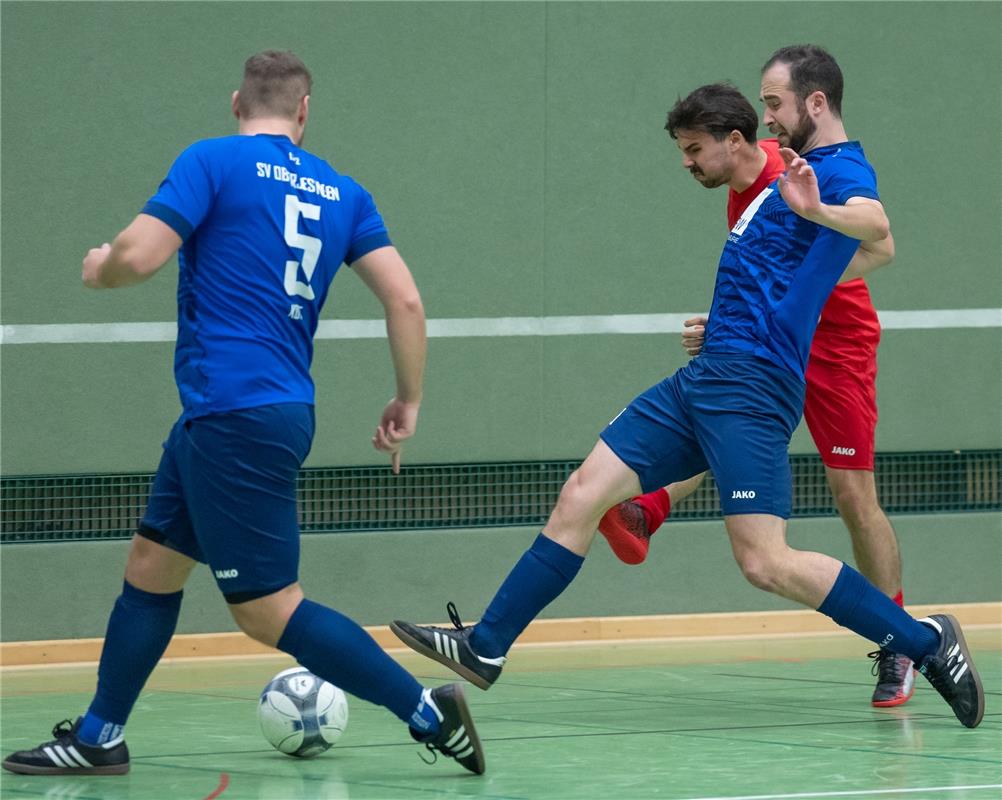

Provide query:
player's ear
left=807, top=90, right=826, bottom=116
left=231, top=91, right=241, bottom=120
left=299, top=95, right=310, bottom=126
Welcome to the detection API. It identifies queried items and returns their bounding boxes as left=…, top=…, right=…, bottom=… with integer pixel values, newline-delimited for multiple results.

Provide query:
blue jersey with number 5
left=142, top=133, right=390, bottom=420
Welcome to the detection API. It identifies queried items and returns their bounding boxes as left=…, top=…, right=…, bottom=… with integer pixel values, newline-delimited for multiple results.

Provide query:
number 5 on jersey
left=284, top=194, right=322, bottom=300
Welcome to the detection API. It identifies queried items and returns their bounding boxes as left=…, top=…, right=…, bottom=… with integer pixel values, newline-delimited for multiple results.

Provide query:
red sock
left=892, top=590, right=904, bottom=608
left=633, top=488, right=671, bottom=535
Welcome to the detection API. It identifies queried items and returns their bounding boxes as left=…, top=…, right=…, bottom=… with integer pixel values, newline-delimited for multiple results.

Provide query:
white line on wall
left=1, top=309, right=1000, bottom=345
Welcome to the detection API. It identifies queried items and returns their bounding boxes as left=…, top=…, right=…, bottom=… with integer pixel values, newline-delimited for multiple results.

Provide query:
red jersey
left=726, top=139, right=881, bottom=367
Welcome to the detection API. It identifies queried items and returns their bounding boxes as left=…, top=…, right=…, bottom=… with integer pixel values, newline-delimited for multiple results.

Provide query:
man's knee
left=555, top=469, right=596, bottom=518
left=228, top=584, right=304, bottom=648
left=726, top=515, right=789, bottom=594
left=125, top=533, right=195, bottom=593
left=734, top=551, right=784, bottom=593
left=828, top=471, right=880, bottom=526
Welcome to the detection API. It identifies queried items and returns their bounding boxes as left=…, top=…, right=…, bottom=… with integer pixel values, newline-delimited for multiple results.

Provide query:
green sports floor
left=2, top=631, right=1000, bottom=800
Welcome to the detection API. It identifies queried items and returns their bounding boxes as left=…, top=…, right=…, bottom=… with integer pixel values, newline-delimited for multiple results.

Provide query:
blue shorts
left=600, top=354, right=804, bottom=517
left=139, top=403, right=314, bottom=602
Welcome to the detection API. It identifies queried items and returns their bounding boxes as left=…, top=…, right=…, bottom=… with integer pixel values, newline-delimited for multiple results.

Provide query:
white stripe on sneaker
left=948, top=643, right=961, bottom=658
left=55, top=745, right=86, bottom=768
left=66, top=746, right=93, bottom=768
left=953, top=663, right=970, bottom=683
left=455, top=744, right=475, bottom=758
left=449, top=638, right=459, bottom=662
left=43, top=746, right=69, bottom=768
left=445, top=726, right=467, bottom=749
left=433, top=631, right=444, bottom=655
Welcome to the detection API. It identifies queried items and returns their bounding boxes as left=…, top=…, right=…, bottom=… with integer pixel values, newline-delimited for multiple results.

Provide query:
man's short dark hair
left=665, top=83, right=759, bottom=143
left=762, top=45, right=843, bottom=118
left=238, top=50, right=312, bottom=120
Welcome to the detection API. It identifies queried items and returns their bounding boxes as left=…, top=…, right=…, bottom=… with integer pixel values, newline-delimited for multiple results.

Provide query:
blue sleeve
left=141, top=141, right=218, bottom=241
left=345, top=185, right=392, bottom=264
left=819, top=156, right=880, bottom=206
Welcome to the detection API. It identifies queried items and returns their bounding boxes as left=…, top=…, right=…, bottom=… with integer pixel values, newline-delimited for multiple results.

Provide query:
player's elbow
left=875, top=230, right=895, bottom=269
left=387, top=291, right=425, bottom=319
left=104, top=243, right=165, bottom=287
left=870, top=214, right=891, bottom=244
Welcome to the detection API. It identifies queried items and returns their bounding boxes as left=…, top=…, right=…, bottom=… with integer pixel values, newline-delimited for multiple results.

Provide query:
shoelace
left=50, top=719, right=75, bottom=741
left=446, top=601, right=465, bottom=631
left=418, top=730, right=466, bottom=766
left=868, top=649, right=907, bottom=683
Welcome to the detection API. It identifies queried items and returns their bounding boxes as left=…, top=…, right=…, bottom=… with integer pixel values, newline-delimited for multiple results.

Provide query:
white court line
left=1, top=309, right=1000, bottom=345
left=678, top=784, right=1002, bottom=800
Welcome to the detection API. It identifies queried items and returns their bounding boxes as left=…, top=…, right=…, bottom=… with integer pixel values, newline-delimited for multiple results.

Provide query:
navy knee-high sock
left=471, top=533, right=585, bottom=659
left=818, top=563, right=938, bottom=663
left=80, top=581, right=183, bottom=744
left=277, top=599, right=434, bottom=732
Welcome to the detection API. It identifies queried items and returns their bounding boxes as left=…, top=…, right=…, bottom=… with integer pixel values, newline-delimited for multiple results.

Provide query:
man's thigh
left=139, top=420, right=205, bottom=563
left=689, top=356, right=804, bottom=518
left=804, top=358, right=877, bottom=470
left=176, top=404, right=315, bottom=603
left=599, top=369, right=709, bottom=494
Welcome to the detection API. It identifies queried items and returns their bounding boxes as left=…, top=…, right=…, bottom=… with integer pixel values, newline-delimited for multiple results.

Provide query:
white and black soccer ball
left=258, top=666, right=349, bottom=758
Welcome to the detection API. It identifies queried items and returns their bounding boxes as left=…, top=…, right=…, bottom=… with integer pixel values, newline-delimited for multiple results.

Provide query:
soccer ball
left=258, top=666, right=349, bottom=757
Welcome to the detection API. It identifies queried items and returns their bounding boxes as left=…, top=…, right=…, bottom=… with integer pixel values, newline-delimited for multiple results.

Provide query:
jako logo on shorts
left=831, top=446, right=856, bottom=456
left=214, top=568, right=239, bottom=579
left=731, top=490, right=756, bottom=499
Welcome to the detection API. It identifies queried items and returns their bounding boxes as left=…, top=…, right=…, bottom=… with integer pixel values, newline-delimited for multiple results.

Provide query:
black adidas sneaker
left=391, top=603, right=506, bottom=690
left=2, top=718, right=129, bottom=775
left=917, top=614, right=985, bottom=728
left=411, top=683, right=486, bottom=775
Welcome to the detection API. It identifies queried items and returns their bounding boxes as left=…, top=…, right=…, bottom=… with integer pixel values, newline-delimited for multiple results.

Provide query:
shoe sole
left=940, top=614, right=985, bottom=728
left=390, top=622, right=494, bottom=690
left=443, top=684, right=486, bottom=775
left=1, top=759, right=129, bottom=776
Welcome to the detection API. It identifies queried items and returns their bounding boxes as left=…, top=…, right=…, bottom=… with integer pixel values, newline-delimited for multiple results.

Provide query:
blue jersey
left=142, top=133, right=391, bottom=420
left=701, top=141, right=879, bottom=377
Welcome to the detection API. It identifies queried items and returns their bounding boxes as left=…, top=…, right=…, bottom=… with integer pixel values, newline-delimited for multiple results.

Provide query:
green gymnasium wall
left=2, top=3, right=1000, bottom=640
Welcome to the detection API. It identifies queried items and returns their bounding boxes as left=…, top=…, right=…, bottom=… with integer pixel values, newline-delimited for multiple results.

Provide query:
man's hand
left=82, top=243, right=112, bottom=288
left=777, top=147, right=822, bottom=220
left=372, top=397, right=420, bottom=474
left=682, top=316, right=708, bottom=357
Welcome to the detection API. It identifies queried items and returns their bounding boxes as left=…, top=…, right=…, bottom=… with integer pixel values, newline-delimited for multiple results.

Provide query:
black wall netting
left=2, top=450, right=999, bottom=544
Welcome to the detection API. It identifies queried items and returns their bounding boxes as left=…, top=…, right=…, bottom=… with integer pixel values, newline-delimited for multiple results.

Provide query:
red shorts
left=804, top=349, right=878, bottom=471
left=805, top=280, right=881, bottom=471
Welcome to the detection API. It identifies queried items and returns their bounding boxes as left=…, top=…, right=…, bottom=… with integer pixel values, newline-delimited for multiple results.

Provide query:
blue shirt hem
left=142, top=201, right=194, bottom=241
left=346, top=233, right=392, bottom=265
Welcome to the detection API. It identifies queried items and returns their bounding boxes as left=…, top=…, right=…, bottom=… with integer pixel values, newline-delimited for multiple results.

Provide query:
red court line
left=203, top=772, right=230, bottom=800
